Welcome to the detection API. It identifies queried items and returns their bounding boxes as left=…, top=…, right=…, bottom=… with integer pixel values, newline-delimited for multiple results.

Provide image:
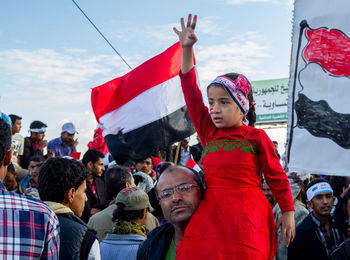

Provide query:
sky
left=0, top=0, right=294, bottom=154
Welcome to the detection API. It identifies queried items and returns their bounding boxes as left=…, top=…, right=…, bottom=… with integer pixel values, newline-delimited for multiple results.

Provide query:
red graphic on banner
left=303, top=28, right=350, bottom=77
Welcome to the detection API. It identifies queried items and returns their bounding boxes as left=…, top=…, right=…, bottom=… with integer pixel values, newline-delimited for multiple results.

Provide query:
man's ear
left=141, top=208, right=148, bottom=221
left=87, top=161, right=93, bottom=171
left=3, top=149, right=12, bottom=167
left=307, top=200, right=313, bottom=209
left=63, top=187, right=76, bottom=204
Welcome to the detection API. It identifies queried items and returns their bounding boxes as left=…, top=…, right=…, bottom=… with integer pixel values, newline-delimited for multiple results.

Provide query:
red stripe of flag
left=303, top=28, right=350, bottom=77
left=91, top=42, right=183, bottom=121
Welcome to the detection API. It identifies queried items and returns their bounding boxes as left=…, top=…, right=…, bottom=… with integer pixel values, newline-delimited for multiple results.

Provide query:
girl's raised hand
left=173, top=14, right=198, bottom=48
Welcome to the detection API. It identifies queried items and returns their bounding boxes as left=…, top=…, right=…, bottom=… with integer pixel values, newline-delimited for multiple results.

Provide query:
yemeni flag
left=91, top=42, right=196, bottom=164
left=303, top=28, right=350, bottom=77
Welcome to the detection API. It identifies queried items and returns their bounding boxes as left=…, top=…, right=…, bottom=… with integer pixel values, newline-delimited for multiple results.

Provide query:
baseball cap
left=62, top=122, right=78, bottom=134
left=116, top=187, right=153, bottom=211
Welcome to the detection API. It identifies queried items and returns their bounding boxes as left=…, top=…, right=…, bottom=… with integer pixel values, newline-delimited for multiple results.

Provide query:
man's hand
left=39, top=140, right=48, bottom=149
left=276, top=210, right=295, bottom=247
left=71, top=139, right=78, bottom=149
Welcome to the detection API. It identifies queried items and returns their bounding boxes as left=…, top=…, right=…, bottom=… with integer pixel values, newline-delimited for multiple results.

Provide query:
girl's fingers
left=181, top=17, right=185, bottom=30
left=191, top=15, right=197, bottom=30
left=173, top=27, right=180, bottom=36
left=187, top=14, right=192, bottom=27
left=279, top=226, right=286, bottom=243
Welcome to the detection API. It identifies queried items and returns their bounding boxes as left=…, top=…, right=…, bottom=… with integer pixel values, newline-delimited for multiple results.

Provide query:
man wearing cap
left=288, top=178, right=344, bottom=260
left=20, top=120, right=48, bottom=169
left=100, top=186, right=151, bottom=259
left=48, top=122, right=78, bottom=157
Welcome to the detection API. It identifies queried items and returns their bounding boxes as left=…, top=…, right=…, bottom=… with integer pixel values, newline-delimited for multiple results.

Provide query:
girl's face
left=207, top=85, right=243, bottom=128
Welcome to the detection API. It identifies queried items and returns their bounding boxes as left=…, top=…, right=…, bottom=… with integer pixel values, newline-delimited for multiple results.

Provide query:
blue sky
left=0, top=0, right=293, bottom=153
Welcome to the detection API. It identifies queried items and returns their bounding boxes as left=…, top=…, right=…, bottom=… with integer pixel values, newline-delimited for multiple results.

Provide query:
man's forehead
left=157, top=168, right=196, bottom=189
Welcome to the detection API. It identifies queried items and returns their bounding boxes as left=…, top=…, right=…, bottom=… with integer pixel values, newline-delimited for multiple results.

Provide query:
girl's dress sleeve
left=179, top=67, right=215, bottom=144
left=258, top=130, right=295, bottom=213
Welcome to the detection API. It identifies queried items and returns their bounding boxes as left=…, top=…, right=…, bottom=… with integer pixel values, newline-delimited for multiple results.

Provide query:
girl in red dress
left=173, top=14, right=296, bottom=260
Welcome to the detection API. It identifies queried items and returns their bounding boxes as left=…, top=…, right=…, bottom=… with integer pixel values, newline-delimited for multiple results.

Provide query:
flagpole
left=174, top=142, right=182, bottom=165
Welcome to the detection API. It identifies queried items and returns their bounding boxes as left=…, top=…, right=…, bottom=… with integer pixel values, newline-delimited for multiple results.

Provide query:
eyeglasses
left=158, top=183, right=199, bottom=201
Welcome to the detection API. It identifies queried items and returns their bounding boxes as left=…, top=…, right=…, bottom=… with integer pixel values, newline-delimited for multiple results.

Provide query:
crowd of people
left=1, top=14, right=350, bottom=260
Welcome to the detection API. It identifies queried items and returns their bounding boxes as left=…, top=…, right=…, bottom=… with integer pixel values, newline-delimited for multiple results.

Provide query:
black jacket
left=288, top=213, right=344, bottom=260
left=20, top=137, right=45, bottom=169
left=81, top=177, right=108, bottom=223
left=58, top=213, right=97, bottom=260
left=330, top=238, right=350, bottom=260
left=137, top=223, right=174, bottom=260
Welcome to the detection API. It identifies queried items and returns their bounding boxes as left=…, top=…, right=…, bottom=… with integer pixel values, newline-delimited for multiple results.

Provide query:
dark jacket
left=58, top=212, right=97, bottom=260
left=330, top=238, right=350, bottom=260
left=81, top=177, right=108, bottom=223
left=288, top=213, right=344, bottom=260
left=137, top=223, right=174, bottom=260
left=20, top=137, right=45, bottom=169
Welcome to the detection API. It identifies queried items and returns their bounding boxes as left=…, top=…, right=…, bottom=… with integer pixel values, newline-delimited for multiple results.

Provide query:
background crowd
left=1, top=112, right=350, bottom=259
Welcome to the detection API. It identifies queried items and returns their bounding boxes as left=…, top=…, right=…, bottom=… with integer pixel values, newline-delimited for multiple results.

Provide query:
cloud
left=0, top=48, right=141, bottom=153
left=195, top=32, right=269, bottom=86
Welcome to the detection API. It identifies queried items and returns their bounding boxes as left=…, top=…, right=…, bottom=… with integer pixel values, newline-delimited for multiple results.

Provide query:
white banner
left=287, top=0, right=350, bottom=176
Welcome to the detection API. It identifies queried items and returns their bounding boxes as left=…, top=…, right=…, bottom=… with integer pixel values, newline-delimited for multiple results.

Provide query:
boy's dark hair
left=29, top=120, right=47, bottom=129
left=7, top=163, right=15, bottom=173
left=29, top=155, right=45, bottom=164
left=82, top=149, right=104, bottom=167
left=104, top=166, right=132, bottom=200
left=0, top=118, right=11, bottom=163
left=8, top=114, right=22, bottom=124
left=134, top=156, right=152, bottom=164
left=306, top=178, right=330, bottom=192
left=38, top=158, right=88, bottom=202
left=329, top=176, right=350, bottom=197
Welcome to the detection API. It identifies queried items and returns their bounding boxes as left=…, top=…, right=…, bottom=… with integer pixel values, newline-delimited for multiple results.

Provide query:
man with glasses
left=137, top=165, right=205, bottom=260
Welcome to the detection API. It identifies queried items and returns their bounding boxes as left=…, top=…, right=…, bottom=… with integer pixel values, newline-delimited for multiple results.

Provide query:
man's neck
left=173, top=222, right=187, bottom=246
left=313, top=212, right=330, bottom=225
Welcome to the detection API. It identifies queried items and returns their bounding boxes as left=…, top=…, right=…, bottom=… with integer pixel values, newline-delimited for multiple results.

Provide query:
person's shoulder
left=295, top=213, right=314, bottom=232
left=0, top=189, right=58, bottom=221
left=48, top=137, right=60, bottom=145
left=147, top=223, right=174, bottom=240
left=88, top=204, right=115, bottom=224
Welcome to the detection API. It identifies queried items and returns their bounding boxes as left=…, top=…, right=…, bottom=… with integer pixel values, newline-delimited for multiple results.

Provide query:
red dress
left=175, top=68, right=294, bottom=260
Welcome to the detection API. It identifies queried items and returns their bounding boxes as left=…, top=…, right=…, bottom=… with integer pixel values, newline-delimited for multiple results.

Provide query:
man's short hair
left=82, top=149, right=104, bottom=167
left=29, top=155, right=45, bottom=164
left=134, top=156, right=152, bottom=164
left=0, top=118, right=11, bottom=163
left=29, top=120, right=47, bottom=130
left=155, top=165, right=206, bottom=195
left=38, top=157, right=88, bottom=202
left=104, top=166, right=132, bottom=200
left=8, top=114, right=22, bottom=124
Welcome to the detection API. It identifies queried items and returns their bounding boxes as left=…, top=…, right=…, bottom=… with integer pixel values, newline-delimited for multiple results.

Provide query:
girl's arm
left=173, top=14, right=197, bottom=73
left=174, top=15, right=214, bottom=143
left=257, top=130, right=295, bottom=247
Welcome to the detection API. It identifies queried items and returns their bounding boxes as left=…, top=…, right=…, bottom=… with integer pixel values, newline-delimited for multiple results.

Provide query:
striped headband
left=306, top=182, right=333, bottom=201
